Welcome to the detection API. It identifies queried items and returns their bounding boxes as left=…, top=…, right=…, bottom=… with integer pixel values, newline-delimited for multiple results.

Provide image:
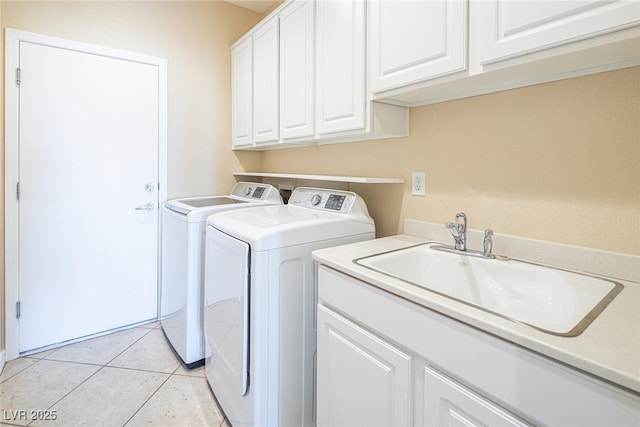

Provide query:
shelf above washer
left=233, top=172, right=405, bottom=184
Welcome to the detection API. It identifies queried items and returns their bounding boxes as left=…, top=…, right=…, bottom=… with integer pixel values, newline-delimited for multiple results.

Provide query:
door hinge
left=16, top=68, right=21, bottom=86
left=17, top=182, right=20, bottom=201
left=16, top=301, right=21, bottom=319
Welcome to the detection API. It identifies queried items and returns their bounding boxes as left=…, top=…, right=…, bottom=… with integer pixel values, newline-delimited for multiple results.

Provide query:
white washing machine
left=161, top=182, right=282, bottom=368
left=204, top=187, right=375, bottom=426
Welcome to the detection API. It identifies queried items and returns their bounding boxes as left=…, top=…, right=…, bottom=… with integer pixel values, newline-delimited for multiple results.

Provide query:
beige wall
left=0, top=0, right=264, bottom=352
left=263, top=67, right=640, bottom=255
left=2, top=0, right=263, bottom=199
left=1, top=2, right=638, bottom=354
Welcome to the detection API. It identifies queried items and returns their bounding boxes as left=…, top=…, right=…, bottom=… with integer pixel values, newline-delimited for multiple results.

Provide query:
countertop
left=313, top=234, right=640, bottom=394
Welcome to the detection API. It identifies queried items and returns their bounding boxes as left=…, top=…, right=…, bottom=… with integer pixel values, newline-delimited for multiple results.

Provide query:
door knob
left=134, top=203, right=155, bottom=211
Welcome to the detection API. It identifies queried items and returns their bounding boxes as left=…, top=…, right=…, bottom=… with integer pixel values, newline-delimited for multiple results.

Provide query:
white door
left=204, top=227, right=251, bottom=398
left=17, top=40, right=161, bottom=352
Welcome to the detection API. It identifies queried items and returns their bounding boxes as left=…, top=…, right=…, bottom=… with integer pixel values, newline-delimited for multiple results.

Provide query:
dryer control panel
left=288, top=187, right=364, bottom=215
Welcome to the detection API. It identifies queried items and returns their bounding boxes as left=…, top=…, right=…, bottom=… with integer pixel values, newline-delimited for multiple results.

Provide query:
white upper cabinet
left=231, top=37, right=252, bottom=148
left=315, top=0, right=366, bottom=135
left=230, top=0, right=408, bottom=150
left=252, top=18, right=280, bottom=144
left=369, top=0, right=467, bottom=92
left=280, top=0, right=315, bottom=140
left=369, top=0, right=639, bottom=106
left=480, top=0, right=640, bottom=64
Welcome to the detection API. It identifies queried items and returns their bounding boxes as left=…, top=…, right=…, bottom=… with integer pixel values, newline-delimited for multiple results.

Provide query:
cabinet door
left=480, top=0, right=640, bottom=64
left=231, top=37, right=252, bottom=148
left=422, top=365, right=529, bottom=426
left=317, top=305, right=413, bottom=427
left=315, top=0, right=366, bottom=135
left=280, top=0, right=314, bottom=140
left=369, top=0, right=467, bottom=92
left=253, top=18, right=280, bottom=144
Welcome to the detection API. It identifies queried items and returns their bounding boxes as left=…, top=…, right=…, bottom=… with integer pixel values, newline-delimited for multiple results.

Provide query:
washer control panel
left=288, top=187, right=358, bottom=213
left=230, top=182, right=280, bottom=201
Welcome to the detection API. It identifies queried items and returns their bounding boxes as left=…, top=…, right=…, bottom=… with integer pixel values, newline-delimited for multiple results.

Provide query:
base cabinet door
left=421, top=365, right=529, bottom=427
left=317, top=305, right=413, bottom=427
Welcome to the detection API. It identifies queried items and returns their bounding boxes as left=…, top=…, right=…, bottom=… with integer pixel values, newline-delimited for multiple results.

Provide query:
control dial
left=310, top=193, right=322, bottom=206
left=244, top=187, right=252, bottom=196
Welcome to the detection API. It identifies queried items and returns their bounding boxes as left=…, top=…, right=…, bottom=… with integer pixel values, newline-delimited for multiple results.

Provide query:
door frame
left=4, top=28, right=168, bottom=360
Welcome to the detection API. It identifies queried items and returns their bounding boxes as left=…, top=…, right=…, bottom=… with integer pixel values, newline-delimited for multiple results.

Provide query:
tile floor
left=0, top=322, right=228, bottom=426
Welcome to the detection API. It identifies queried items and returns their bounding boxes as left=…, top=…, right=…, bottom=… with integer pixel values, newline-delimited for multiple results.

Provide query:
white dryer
left=161, top=182, right=282, bottom=368
left=204, top=187, right=375, bottom=426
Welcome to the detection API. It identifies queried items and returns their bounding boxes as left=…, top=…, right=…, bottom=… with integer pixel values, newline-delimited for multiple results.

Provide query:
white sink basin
left=355, top=243, right=623, bottom=336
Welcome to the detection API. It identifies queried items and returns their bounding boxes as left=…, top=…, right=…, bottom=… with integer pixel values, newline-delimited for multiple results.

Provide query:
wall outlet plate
left=412, top=171, right=426, bottom=196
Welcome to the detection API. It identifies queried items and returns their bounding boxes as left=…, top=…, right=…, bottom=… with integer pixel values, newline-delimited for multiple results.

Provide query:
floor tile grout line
left=0, top=358, right=96, bottom=391
left=6, top=326, right=159, bottom=427
left=3, top=325, right=226, bottom=426
left=1, top=420, right=24, bottom=427
left=31, top=326, right=165, bottom=425
left=0, top=357, right=41, bottom=385
left=32, top=363, right=108, bottom=426
left=34, top=365, right=174, bottom=426
left=97, top=364, right=178, bottom=376
left=18, top=319, right=158, bottom=362
left=121, top=371, right=174, bottom=427
left=102, top=326, right=157, bottom=368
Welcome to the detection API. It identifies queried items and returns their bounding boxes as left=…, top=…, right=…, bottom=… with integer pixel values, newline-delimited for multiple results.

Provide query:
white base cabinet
left=317, top=305, right=413, bottom=427
left=421, top=366, right=528, bottom=427
left=317, top=265, right=640, bottom=426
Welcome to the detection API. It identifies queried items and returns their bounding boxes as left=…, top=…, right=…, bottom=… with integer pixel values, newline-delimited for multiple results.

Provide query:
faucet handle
left=455, top=212, right=467, bottom=233
left=446, top=213, right=467, bottom=251
left=483, top=228, right=494, bottom=257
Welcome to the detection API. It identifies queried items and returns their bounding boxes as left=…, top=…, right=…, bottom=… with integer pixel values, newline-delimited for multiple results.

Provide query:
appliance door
left=205, top=227, right=250, bottom=397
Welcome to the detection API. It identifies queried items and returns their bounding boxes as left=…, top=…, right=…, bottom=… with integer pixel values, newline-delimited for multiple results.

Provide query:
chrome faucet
left=445, top=212, right=467, bottom=251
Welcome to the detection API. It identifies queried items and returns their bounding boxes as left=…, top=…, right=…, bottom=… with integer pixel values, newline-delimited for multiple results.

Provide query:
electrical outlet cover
left=412, top=171, right=426, bottom=196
